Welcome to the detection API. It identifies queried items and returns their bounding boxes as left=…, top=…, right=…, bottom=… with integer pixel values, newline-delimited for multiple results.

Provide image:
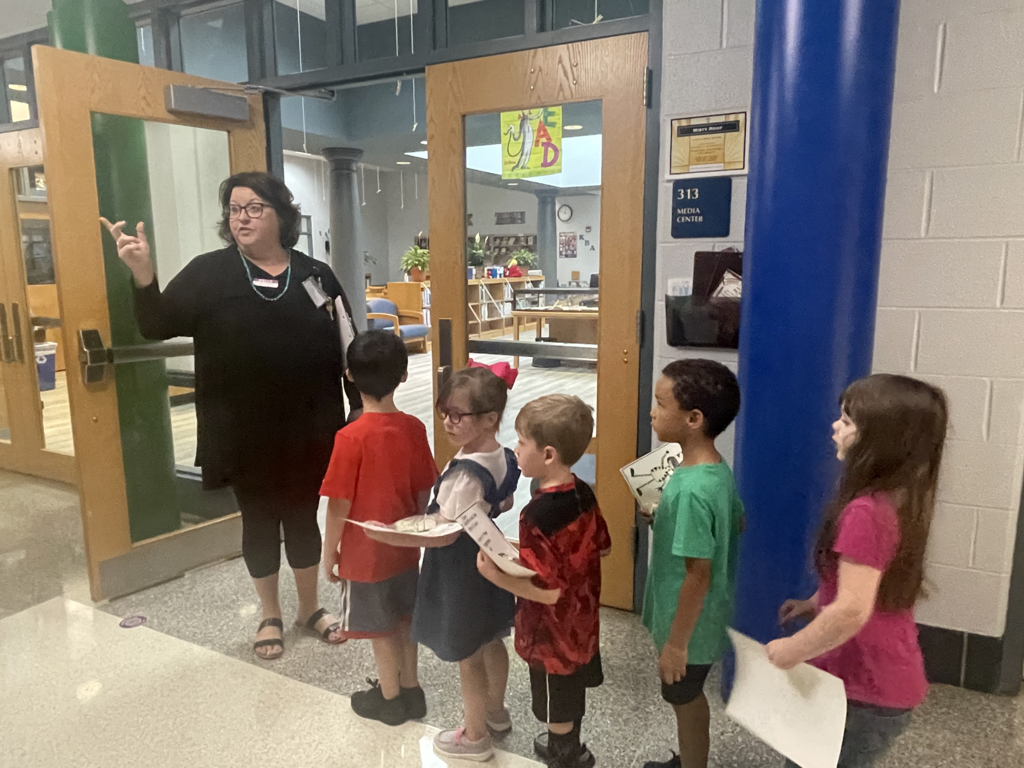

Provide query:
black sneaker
left=400, top=685, right=427, bottom=720
left=534, top=732, right=596, bottom=768
left=350, top=680, right=408, bottom=726
left=551, top=743, right=596, bottom=768
left=642, top=753, right=681, bottom=768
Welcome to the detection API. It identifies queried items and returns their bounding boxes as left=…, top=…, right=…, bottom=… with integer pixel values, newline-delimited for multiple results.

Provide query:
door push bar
left=78, top=329, right=194, bottom=384
left=467, top=339, right=598, bottom=361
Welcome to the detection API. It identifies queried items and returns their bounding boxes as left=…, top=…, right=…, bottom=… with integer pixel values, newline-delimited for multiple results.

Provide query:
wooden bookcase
left=383, top=276, right=544, bottom=339
left=466, top=276, right=544, bottom=338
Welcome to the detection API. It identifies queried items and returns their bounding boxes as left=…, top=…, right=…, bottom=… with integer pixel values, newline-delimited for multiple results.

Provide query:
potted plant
left=401, top=244, right=430, bottom=282
left=508, top=249, right=538, bottom=269
left=467, top=234, right=485, bottom=277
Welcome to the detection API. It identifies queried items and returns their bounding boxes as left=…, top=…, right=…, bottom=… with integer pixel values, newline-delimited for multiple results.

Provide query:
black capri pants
left=232, top=478, right=323, bottom=579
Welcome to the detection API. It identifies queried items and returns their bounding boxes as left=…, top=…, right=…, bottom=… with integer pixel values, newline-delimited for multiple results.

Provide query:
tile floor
left=2, top=468, right=1024, bottom=767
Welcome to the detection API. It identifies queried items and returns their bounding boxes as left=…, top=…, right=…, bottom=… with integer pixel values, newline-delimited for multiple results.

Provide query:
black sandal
left=253, top=617, right=284, bottom=660
left=298, top=607, right=346, bottom=645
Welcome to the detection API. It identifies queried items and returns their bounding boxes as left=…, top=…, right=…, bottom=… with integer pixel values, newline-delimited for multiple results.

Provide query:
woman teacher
left=101, top=171, right=361, bottom=660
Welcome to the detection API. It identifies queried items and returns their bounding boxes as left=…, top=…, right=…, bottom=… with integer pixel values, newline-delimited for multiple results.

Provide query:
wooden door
left=0, top=128, right=75, bottom=483
left=425, top=34, right=648, bottom=610
left=32, top=45, right=266, bottom=601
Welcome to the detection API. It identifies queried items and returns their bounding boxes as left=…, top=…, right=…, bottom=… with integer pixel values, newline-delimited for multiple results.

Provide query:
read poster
left=501, top=106, right=563, bottom=180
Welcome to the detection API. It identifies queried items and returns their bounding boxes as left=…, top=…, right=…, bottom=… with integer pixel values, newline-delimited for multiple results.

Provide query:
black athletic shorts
left=660, top=663, right=712, bottom=706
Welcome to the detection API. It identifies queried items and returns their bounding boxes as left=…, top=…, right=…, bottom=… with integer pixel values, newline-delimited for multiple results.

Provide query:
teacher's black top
left=132, top=245, right=362, bottom=491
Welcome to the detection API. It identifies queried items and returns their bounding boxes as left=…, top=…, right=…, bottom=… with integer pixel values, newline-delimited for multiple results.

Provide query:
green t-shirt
left=642, top=461, right=744, bottom=664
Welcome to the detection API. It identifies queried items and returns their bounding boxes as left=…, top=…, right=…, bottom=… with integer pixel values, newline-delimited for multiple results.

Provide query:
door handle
left=11, top=303, right=24, bottom=363
left=0, top=303, right=14, bottom=363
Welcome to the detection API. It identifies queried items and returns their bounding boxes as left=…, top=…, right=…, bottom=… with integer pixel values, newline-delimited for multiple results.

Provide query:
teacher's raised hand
left=100, top=218, right=155, bottom=287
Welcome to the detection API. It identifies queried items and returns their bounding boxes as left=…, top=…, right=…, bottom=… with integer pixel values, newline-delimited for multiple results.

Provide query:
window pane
left=180, top=3, right=248, bottom=83
left=137, top=25, right=156, bottom=67
left=448, top=0, right=524, bottom=47
left=274, top=0, right=329, bottom=75
left=356, top=0, right=425, bottom=62
left=551, top=0, right=649, bottom=29
left=3, top=57, right=31, bottom=123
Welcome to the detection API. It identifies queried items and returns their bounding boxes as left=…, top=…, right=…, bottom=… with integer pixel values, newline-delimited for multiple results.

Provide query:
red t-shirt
left=811, top=494, right=929, bottom=709
left=319, top=412, right=437, bottom=583
left=515, top=477, right=611, bottom=675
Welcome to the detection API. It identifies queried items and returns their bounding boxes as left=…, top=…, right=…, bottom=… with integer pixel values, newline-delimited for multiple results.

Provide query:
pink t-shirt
left=811, top=494, right=929, bottom=709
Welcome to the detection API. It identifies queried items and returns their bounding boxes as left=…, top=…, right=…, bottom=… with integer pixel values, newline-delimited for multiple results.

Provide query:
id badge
left=302, top=276, right=330, bottom=308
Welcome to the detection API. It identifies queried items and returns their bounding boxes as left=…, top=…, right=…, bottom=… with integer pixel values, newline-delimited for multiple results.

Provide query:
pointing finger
left=135, top=221, right=148, bottom=243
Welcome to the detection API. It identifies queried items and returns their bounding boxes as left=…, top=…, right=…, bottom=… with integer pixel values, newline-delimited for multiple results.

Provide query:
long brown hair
left=815, top=374, right=948, bottom=611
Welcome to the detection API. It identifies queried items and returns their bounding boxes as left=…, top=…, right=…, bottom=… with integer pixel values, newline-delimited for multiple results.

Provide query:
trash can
left=34, top=341, right=57, bottom=391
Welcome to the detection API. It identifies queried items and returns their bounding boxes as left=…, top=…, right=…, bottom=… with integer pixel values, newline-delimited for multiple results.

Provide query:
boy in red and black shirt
left=477, top=395, right=610, bottom=768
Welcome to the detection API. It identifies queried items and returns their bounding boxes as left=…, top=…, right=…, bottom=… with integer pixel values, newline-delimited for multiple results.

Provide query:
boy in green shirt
left=641, top=359, right=744, bottom=768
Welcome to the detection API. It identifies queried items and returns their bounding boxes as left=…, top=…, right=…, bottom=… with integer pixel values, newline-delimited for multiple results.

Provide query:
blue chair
left=366, top=297, right=429, bottom=353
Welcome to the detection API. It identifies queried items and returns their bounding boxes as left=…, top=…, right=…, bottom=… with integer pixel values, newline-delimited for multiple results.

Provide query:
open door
left=0, top=128, right=75, bottom=483
left=425, top=35, right=648, bottom=610
left=33, top=45, right=266, bottom=601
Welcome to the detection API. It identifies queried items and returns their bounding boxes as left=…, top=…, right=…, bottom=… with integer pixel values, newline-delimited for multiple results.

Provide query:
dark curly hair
left=661, top=359, right=740, bottom=438
left=218, top=172, right=302, bottom=250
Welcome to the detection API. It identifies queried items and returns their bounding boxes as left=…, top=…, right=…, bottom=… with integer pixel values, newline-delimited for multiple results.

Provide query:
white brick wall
left=654, top=1, right=753, bottom=465
left=875, top=0, right=1024, bottom=636
left=656, top=0, right=1024, bottom=637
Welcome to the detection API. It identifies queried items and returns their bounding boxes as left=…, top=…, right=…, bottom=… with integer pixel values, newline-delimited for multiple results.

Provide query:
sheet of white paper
left=725, top=629, right=847, bottom=768
left=619, top=444, right=684, bottom=508
left=457, top=501, right=537, bottom=578
left=347, top=516, right=463, bottom=538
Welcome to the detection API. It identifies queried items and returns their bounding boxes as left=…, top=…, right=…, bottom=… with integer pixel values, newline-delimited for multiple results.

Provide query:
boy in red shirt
left=477, top=394, right=610, bottom=768
left=320, top=330, right=438, bottom=727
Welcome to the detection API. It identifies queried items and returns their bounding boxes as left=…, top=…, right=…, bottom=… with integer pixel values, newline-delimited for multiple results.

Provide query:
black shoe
left=642, top=753, right=681, bottom=768
left=350, top=679, right=408, bottom=726
left=535, top=732, right=596, bottom=768
left=550, top=743, right=596, bottom=768
left=400, top=685, right=427, bottom=719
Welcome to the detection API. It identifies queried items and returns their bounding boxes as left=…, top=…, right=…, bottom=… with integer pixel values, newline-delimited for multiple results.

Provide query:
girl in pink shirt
left=767, top=374, right=948, bottom=768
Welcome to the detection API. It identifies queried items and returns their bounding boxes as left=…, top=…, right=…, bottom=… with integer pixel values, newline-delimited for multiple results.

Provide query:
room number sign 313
left=671, top=177, right=731, bottom=239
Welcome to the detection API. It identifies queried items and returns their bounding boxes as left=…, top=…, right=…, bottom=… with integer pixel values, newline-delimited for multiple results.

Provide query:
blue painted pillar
left=733, top=0, right=901, bottom=644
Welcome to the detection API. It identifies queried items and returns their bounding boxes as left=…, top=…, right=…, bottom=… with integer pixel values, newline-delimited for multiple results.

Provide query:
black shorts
left=529, top=653, right=604, bottom=724
left=661, top=664, right=712, bottom=706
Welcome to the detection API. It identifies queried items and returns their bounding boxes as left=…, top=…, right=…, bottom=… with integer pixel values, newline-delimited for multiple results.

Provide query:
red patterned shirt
left=515, top=477, right=611, bottom=675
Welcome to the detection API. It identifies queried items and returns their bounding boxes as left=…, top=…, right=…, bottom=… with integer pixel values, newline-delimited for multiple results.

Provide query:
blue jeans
left=784, top=702, right=911, bottom=768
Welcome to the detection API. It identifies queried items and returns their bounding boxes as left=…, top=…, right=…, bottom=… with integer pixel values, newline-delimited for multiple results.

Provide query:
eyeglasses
left=228, top=202, right=267, bottom=219
left=437, top=406, right=489, bottom=425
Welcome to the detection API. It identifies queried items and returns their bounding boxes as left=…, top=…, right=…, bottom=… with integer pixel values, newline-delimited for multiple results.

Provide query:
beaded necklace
left=240, top=251, right=291, bottom=302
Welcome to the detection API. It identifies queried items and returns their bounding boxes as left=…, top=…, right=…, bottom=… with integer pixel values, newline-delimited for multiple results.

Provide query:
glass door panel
left=461, top=102, right=603, bottom=537
left=92, top=116, right=235, bottom=544
left=13, top=164, right=74, bottom=457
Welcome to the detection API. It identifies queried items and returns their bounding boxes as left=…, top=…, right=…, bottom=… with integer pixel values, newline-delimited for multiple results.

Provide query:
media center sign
left=671, top=177, right=732, bottom=239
